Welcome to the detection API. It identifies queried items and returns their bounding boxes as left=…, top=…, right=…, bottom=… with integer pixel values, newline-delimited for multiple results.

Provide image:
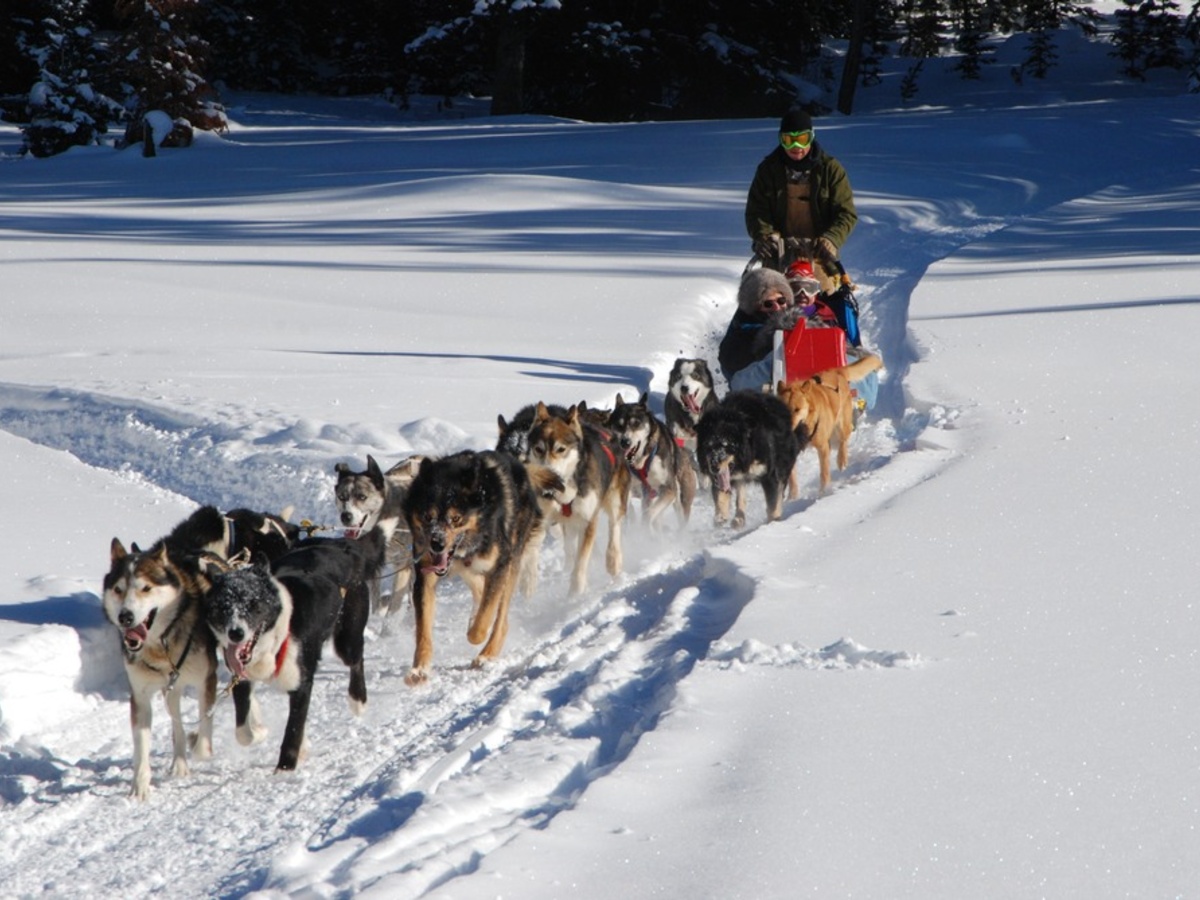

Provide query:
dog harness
left=628, top=443, right=660, bottom=500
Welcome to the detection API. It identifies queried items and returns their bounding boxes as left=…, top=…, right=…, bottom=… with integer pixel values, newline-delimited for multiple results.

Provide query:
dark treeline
left=3, top=0, right=1199, bottom=157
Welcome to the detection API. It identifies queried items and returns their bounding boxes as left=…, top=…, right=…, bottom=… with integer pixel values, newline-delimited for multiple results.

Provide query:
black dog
left=205, top=521, right=392, bottom=771
left=695, top=390, right=799, bottom=529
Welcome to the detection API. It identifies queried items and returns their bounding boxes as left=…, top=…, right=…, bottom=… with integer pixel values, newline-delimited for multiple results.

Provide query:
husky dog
left=664, top=358, right=719, bottom=452
left=607, top=392, right=697, bottom=530
left=525, top=402, right=630, bottom=595
left=402, top=450, right=551, bottom=684
left=205, top=518, right=395, bottom=771
left=147, top=504, right=298, bottom=564
left=103, top=534, right=227, bottom=800
left=334, top=454, right=423, bottom=616
left=695, top=390, right=800, bottom=529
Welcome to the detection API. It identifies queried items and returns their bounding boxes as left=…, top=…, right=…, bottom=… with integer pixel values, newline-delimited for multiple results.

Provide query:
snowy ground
left=1, top=19, right=1199, bottom=900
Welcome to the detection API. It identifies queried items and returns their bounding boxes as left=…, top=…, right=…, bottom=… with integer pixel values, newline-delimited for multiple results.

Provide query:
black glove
left=752, top=234, right=782, bottom=263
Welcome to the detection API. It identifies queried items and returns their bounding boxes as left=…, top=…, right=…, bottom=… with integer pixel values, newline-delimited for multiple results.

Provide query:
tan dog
left=776, top=354, right=883, bottom=494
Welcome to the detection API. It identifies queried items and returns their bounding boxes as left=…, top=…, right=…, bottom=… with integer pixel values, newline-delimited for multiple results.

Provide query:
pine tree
left=951, top=0, right=992, bottom=79
left=1186, top=0, right=1200, bottom=90
left=112, top=0, right=225, bottom=144
left=18, top=0, right=124, bottom=157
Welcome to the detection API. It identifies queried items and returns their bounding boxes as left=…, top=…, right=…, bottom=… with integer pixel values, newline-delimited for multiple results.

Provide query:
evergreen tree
left=19, top=0, right=124, bottom=157
left=1186, top=0, right=1200, bottom=90
left=951, top=0, right=992, bottom=79
left=200, top=0, right=313, bottom=92
left=112, top=0, right=225, bottom=139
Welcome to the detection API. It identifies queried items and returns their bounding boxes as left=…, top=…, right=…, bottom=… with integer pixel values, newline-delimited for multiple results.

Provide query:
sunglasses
left=758, top=294, right=791, bottom=313
left=780, top=130, right=814, bottom=151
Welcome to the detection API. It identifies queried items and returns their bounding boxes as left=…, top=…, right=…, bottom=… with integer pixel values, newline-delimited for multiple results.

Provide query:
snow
left=2, top=19, right=1199, bottom=899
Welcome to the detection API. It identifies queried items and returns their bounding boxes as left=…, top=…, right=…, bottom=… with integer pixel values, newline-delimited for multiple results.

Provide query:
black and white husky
left=334, top=454, right=422, bottom=616
left=205, top=516, right=395, bottom=772
left=664, top=357, right=719, bottom=452
left=607, top=392, right=697, bottom=530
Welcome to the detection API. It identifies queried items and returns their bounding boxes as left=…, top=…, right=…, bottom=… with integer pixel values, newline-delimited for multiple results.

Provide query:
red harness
left=561, top=436, right=619, bottom=517
left=274, top=636, right=290, bottom=678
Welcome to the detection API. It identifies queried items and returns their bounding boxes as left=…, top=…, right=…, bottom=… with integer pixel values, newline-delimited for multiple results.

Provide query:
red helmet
left=786, top=259, right=815, bottom=280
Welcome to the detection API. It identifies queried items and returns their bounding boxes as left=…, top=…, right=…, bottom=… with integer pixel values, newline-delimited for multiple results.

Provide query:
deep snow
left=1, top=18, right=1199, bottom=900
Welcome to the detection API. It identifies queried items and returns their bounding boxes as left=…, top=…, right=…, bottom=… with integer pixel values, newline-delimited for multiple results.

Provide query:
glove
left=815, top=236, right=839, bottom=265
left=752, top=234, right=782, bottom=263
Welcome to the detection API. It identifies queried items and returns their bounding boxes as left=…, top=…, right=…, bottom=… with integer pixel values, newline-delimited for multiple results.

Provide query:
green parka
left=743, top=143, right=858, bottom=251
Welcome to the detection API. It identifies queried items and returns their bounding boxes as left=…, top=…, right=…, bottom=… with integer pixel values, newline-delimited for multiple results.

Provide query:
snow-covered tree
left=18, top=0, right=124, bottom=157
left=112, top=0, right=225, bottom=142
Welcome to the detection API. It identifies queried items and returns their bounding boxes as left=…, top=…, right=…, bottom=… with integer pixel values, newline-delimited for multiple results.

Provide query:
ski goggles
left=780, top=130, right=814, bottom=151
left=789, top=275, right=821, bottom=297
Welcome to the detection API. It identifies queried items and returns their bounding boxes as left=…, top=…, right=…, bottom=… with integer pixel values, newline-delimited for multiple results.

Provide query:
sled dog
left=205, top=518, right=395, bottom=771
left=334, top=454, right=423, bottom=615
left=525, top=402, right=630, bottom=595
left=695, top=390, right=799, bottom=528
left=103, top=534, right=226, bottom=800
left=607, top=392, right=696, bottom=530
left=776, top=353, right=883, bottom=493
left=402, top=450, right=549, bottom=684
left=664, top=357, right=719, bottom=451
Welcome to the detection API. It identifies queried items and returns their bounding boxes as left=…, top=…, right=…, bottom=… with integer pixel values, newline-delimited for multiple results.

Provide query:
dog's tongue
left=717, top=466, right=732, bottom=493
left=422, top=550, right=451, bottom=576
left=123, top=624, right=148, bottom=648
left=344, top=527, right=361, bottom=539
left=684, top=393, right=702, bottom=414
left=224, top=642, right=250, bottom=679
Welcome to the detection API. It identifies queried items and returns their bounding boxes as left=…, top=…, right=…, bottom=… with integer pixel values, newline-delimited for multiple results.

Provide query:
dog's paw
left=170, top=757, right=191, bottom=779
left=188, top=731, right=213, bottom=760
left=348, top=695, right=367, bottom=717
left=731, top=512, right=747, bottom=529
left=404, top=667, right=429, bottom=687
left=131, top=776, right=152, bottom=802
left=237, top=722, right=268, bottom=746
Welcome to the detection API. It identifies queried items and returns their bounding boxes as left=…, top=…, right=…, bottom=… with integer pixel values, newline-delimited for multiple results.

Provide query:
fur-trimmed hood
left=737, top=267, right=793, bottom=316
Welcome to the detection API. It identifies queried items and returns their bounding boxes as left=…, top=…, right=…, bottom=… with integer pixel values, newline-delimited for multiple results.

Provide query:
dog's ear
left=497, top=414, right=509, bottom=434
left=110, top=538, right=128, bottom=562
left=367, top=455, right=385, bottom=489
left=131, top=541, right=142, bottom=553
left=335, top=462, right=350, bottom=475
left=534, top=401, right=550, bottom=422
left=615, top=393, right=625, bottom=408
left=639, top=391, right=649, bottom=407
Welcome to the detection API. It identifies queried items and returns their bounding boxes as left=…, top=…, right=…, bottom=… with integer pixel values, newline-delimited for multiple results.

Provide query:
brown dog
left=776, top=354, right=883, bottom=494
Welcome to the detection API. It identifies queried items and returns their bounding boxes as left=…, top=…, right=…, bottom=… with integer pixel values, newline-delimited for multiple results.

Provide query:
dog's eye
left=355, top=493, right=369, bottom=502
left=447, top=513, right=462, bottom=527
left=140, top=583, right=153, bottom=594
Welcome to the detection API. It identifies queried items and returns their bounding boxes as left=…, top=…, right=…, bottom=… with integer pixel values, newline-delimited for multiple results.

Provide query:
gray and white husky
left=334, top=454, right=422, bottom=616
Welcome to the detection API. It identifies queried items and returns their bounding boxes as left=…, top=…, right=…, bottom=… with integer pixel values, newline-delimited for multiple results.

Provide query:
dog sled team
left=100, top=239, right=881, bottom=800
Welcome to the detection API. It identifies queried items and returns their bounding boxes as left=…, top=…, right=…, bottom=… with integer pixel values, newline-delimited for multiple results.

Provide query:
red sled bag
left=771, top=319, right=846, bottom=384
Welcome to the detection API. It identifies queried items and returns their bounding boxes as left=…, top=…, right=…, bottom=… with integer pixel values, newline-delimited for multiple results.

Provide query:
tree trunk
left=491, top=24, right=526, bottom=116
left=837, top=0, right=868, bottom=115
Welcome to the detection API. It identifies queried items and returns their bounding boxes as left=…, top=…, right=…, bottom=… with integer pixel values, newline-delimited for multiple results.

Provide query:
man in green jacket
left=744, top=108, right=857, bottom=286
